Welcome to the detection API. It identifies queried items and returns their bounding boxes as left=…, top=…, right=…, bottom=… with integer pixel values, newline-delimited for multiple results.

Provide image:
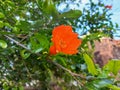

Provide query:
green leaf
left=83, top=32, right=108, bottom=41
left=86, top=79, right=113, bottom=89
left=107, top=85, right=120, bottom=90
left=36, top=0, right=58, bottom=17
left=0, top=12, right=5, bottom=18
left=59, top=10, right=82, bottom=19
left=20, top=50, right=31, bottom=59
left=116, top=23, right=119, bottom=28
left=83, top=53, right=98, bottom=75
left=53, top=55, right=67, bottom=66
left=6, top=1, right=15, bottom=7
left=4, top=22, right=13, bottom=29
left=16, top=21, right=31, bottom=32
left=30, top=33, right=49, bottom=53
left=3, top=84, right=9, bottom=90
left=0, top=21, right=4, bottom=28
left=94, top=79, right=113, bottom=88
left=12, top=87, right=17, bottom=90
left=0, top=40, right=7, bottom=48
left=43, top=0, right=57, bottom=15
left=103, top=60, right=120, bottom=75
left=19, top=86, right=24, bottom=90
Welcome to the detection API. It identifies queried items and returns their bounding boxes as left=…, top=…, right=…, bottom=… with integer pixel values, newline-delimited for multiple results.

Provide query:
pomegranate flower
left=49, top=25, right=82, bottom=55
left=105, top=5, right=112, bottom=9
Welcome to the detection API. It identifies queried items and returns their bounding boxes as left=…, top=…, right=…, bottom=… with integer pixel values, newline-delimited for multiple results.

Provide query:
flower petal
left=49, top=25, right=82, bottom=55
left=49, top=45, right=56, bottom=55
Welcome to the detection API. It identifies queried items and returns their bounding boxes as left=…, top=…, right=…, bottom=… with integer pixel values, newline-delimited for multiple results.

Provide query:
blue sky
left=104, top=0, right=120, bottom=39
left=110, top=0, right=120, bottom=25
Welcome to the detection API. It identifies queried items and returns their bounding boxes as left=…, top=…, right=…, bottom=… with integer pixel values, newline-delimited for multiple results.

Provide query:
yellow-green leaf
left=0, top=12, right=5, bottom=18
left=0, top=21, right=4, bottom=28
left=83, top=53, right=98, bottom=75
left=103, top=60, right=120, bottom=75
left=20, top=50, right=31, bottom=59
left=107, top=85, right=120, bottom=90
left=19, top=86, right=24, bottom=90
left=0, top=40, right=7, bottom=48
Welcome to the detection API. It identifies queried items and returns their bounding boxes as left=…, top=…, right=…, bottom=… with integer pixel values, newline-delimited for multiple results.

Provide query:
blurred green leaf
left=36, top=0, right=58, bottom=17
left=30, top=33, right=49, bottom=53
left=20, top=50, right=31, bottom=59
left=83, top=32, right=107, bottom=41
left=12, top=87, right=17, bottom=90
left=115, top=23, right=119, bottom=28
left=6, top=0, right=15, bottom=7
left=16, top=21, right=31, bottom=32
left=53, top=55, right=67, bottom=66
left=43, top=0, right=58, bottom=15
left=86, top=79, right=113, bottom=90
left=0, top=40, right=7, bottom=48
left=94, top=79, right=113, bottom=88
left=83, top=53, right=98, bottom=75
left=59, top=10, right=82, bottom=19
left=0, top=12, right=5, bottom=18
left=3, top=84, right=9, bottom=90
left=0, top=21, right=4, bottom=28
left=19, top=86, right=24, bottom=90
left=103, top=60, right=120, bottom=75
left=107, top=85, right=120, bottom=90
left=4, top=22, right=13, bottom=28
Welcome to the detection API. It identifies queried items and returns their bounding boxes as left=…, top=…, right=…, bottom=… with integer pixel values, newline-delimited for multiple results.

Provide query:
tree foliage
left=0, top=0, right=119, bottom=90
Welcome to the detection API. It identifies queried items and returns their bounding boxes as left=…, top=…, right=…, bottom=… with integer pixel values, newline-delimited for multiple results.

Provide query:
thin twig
left=47, top=59, right=86, bottom=80
left=73, top=76, right=83, bottom=87
left=22, top=59, right=32, bottom=79
left=4, top=35, right=30, bottom=51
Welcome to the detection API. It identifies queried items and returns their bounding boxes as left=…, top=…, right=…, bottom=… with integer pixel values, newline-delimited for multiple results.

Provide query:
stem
left=47, top=58, right=86, bottom=80
left=22, top=59, right=32, bottom=79
left=4, top=35, right=30, bottom=51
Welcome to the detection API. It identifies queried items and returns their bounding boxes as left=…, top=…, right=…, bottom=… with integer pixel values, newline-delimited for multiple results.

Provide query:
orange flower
left=49, top=25, right=82, bottom=55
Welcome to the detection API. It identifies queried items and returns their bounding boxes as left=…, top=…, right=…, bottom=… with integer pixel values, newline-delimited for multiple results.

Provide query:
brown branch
left=73, top=76, right=84, bottom=87
left=47, top=59, right=86, bottom=80
left=4, top=35, right=30, bottom=51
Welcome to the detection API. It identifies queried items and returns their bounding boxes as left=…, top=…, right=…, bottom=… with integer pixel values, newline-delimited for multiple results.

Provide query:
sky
left=57, top=0, right=120, bottom=39
left=109, top=0, right=120, bottom=39
left=109, top=0, right=120, bottom=25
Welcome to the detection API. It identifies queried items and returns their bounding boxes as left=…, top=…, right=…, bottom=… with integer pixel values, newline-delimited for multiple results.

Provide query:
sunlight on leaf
left=107, top=84, right=120, bottom=90
left=19, top=86, right=24, bottom=90
left=103, top=60, right=120, bottom=75
left=0, top=21, right=4, bottom=28
left=83, top=53, right=98, bottom=75
left=0, top=40, right=7, bottom=48
left=20, top=50, right=31, bottom=59
left=0, top=12, right=5, bottom=18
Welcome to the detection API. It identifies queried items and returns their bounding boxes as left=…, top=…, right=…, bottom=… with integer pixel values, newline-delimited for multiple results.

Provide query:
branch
left=47, top=59, right=86, bottom=80
left=4, top=35, right=30, bottom=51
